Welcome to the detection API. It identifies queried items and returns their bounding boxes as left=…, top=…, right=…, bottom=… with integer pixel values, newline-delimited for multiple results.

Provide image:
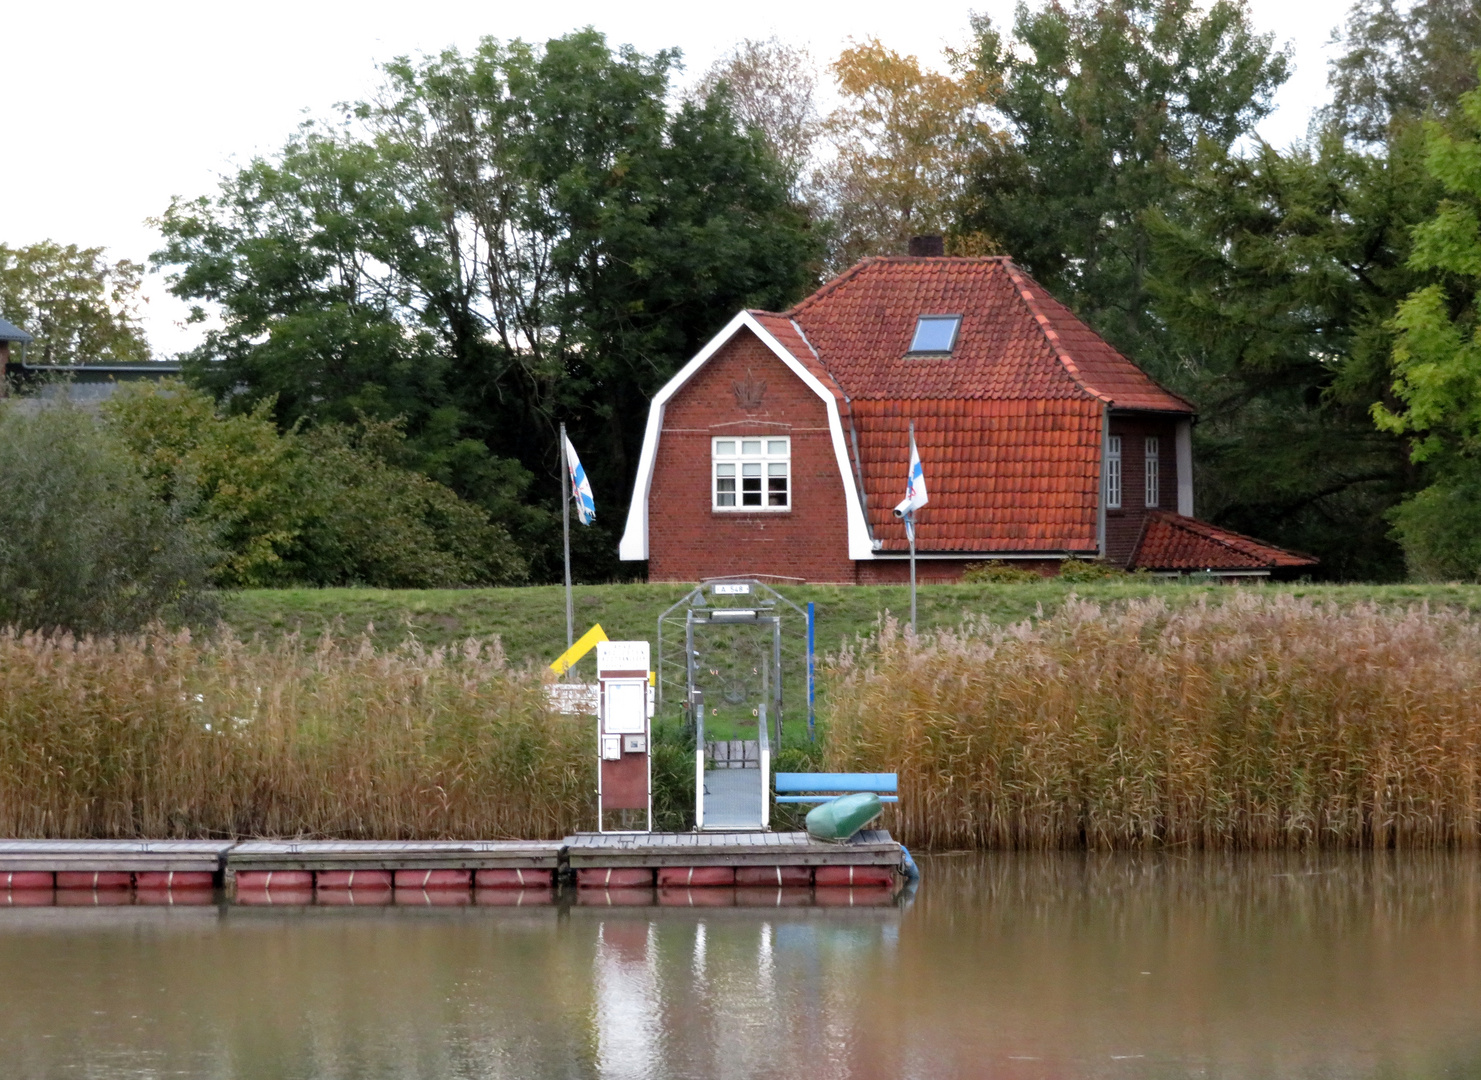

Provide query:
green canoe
left=804, top=792, right=883, bottom=841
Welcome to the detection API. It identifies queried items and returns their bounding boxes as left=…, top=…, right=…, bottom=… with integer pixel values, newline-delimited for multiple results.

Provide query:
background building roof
left=1132, top=511, right=1318, bottom=572
left=0, top=318, right=34, bottom=344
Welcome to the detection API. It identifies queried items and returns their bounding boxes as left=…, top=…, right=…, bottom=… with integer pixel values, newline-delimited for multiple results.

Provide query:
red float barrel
left=734, top=866, right=811, bottom=887
left=236, top=870, right=313, bottom=891
left=57, top=889, right=132, bottom=906
left=474, top=868, right=554, bottom=889
left=656, top=867, right=735, bottom=888
left=813, top=865, right=895, bottom=888
left=392, top=869, right=471, bottom=890
left=135, top=872, right=214, bottom=890
left=316, top=870, right=393, bottom=890
left=0, top=872, right=54, bottom=889
left=575, top=868, right=654, bottom=889
left=56, top=872, right=131, bottom=890
left=316, top=888, right=392, bottom=907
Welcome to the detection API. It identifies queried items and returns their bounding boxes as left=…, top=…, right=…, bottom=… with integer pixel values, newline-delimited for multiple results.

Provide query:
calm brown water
left=2, top=853, right=1480, bottom=1079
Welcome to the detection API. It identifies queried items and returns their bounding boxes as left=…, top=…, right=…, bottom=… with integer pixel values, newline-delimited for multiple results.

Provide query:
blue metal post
left=806, top=601, right=816, bottom=742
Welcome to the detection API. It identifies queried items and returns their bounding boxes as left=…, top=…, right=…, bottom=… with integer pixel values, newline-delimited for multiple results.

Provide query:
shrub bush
left=1057, top=558, right=1127, bottom=581
left=0, top=403, right=215, bottom=633
left=104, top=381, right=526, bottom=587
left=962, top=561, right=1042, bottom=584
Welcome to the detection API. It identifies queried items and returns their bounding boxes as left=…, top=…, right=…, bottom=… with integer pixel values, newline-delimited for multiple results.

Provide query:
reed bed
left=0, top=628, right=588, bottom=839
left=825, top=593, right=1481, bottom=850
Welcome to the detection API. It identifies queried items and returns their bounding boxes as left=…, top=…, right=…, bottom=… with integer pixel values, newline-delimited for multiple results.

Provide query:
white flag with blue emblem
left=893, top=430, right=928, bottom=542
left=564, top=433, right=596, bottom=525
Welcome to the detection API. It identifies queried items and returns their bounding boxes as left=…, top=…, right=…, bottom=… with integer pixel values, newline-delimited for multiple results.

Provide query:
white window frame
left=713, top=436, right=791, bottom=512
left=1105, top=436, right=1122, bottom=510
left=1145, top=436, right=1160, bottom=508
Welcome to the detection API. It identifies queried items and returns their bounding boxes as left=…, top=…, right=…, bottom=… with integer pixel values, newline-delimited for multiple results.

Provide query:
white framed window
left=1145, top=436, right=1160, bottom=508
left=1105, top=436, right=1122, bottom=510
left=713, top=437, right=790, bottom=511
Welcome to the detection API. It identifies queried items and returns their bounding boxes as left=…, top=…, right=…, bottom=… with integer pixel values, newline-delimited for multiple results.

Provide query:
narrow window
left=1105, top=436, right=1122, bottom=510
left=908, top=315, right=962, bottom=354
left=714, top=436, right=790, bottom=511
left=1144, top=436, right=1160, bottom=508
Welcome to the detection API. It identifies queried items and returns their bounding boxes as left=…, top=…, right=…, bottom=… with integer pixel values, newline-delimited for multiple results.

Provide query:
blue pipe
left=899, top=845, right=920, bottom=883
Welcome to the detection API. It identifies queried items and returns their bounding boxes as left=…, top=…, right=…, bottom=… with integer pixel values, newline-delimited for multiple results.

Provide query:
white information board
left=603, top=680, right=648, bottom=734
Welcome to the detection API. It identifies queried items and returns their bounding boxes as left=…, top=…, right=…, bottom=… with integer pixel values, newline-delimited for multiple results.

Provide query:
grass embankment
left=828, top=592, right=1481, bottom=850
left=219, top=580, right=1481, bottom=661
left=0, top=629, right=586, bottom=839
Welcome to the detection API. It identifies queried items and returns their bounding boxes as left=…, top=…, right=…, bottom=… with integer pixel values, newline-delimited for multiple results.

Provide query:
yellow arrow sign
left=549, top=623, right=609, bottom=676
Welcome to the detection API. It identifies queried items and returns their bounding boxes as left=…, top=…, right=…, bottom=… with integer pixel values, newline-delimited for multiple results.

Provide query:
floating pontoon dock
left=0, top=831, right=905, bottom=900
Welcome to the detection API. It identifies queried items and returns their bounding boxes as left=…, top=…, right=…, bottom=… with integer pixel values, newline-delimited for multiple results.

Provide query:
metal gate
left=656, top=580, right=813, bottom=831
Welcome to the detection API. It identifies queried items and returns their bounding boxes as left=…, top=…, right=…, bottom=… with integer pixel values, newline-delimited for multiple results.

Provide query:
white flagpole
left=561, top=422, right=573, bottom=654
left=908, top=419, right=917, bottom=634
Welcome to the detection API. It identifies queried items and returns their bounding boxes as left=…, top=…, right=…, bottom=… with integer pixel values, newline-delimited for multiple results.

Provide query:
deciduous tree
left=958, top=0, right=1289, bottom=367
left=819, top=38, right=1000, bottom=269
left=1373, top=75, right=1481, bottom=577
left=154, top=30, right=819, bottom=582
left=0, top=241, right=151, bottom=366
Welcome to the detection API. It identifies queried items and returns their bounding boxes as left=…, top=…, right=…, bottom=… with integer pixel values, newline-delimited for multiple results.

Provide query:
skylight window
left=908, top=315, right=961, bottom=354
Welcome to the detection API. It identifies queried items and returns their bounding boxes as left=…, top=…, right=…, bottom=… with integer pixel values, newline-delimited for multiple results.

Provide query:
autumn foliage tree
left=818, top=39, right=1001, bottom=269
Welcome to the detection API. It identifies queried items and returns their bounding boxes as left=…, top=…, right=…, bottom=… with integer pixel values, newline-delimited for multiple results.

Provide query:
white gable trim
left=619, top=311, right=875, bottom=562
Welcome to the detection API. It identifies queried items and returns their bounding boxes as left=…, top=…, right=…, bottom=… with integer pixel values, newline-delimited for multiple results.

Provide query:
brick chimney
left=908, top=234, right=945, bottom=257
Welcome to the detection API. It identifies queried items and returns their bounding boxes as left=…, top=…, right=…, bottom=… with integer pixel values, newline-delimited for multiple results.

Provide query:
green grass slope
left=219, top=580, right=1481, bottom=666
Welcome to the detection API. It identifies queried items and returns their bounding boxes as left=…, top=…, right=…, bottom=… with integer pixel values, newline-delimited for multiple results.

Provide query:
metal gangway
left=658, top=579, right=813, bottom=831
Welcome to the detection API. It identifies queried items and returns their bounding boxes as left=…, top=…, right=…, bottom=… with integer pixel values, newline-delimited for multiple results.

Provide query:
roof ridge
left=1015, top=278, right=1198, bottom=414
left=1000, top=261, right=1111, bottom=406
left=788, top=255, right=1018, bottom=317
left=786, top=259, right=882, bottom=317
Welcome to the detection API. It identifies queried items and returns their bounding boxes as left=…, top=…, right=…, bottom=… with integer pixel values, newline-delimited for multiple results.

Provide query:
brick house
left=619, top=252, right=1314, bottom=583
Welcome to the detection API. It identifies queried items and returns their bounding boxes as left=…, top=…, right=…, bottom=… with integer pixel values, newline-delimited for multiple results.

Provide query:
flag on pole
left=893, top=430, right=928, bottom=542
left=564, top=433, right=596, bottom=525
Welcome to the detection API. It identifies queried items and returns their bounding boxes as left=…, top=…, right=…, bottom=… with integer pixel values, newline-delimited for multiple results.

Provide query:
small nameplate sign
left=712, top=583, right=751, bottom=595
left=546, top=683, right=600, bottom=715
left=596, top=640, right=650, bottom=674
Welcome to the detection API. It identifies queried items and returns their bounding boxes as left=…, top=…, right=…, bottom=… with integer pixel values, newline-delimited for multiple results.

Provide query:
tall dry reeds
left=0, top=628, right=588, bottom=839
left=826, top=593, right=1481, bottom=850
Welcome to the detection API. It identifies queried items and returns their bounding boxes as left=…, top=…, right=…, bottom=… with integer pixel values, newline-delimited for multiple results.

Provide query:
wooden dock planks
left=228, top=840, right=562, bottom=872
left=0, top=840, right=235, bottom=874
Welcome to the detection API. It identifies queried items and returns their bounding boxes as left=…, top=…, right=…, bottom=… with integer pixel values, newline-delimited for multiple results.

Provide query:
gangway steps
left=701, top=768, right=764, bottom=829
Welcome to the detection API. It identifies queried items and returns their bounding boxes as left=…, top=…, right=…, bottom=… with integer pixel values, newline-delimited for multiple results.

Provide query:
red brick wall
left=646, top=328, right=855, bottom=583
left=1105, top=413, right=1182, bottom=567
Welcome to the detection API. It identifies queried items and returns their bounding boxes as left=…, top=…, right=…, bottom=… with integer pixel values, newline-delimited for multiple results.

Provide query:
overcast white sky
left=2, top=0, right=1354, bottom=356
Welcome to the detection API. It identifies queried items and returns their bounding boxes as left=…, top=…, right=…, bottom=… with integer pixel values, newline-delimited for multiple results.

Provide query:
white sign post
left=595, top=641, right=653, bottom=833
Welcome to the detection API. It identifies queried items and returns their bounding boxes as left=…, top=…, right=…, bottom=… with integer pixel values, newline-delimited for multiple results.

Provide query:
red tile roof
left=1131, top=511, right=1318, bottom=572
left=785, top=257, right=1194, bottom=412
left=852, top=398, right=1102, bottom=553
left=750, top=257, right=1193, bottom=553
